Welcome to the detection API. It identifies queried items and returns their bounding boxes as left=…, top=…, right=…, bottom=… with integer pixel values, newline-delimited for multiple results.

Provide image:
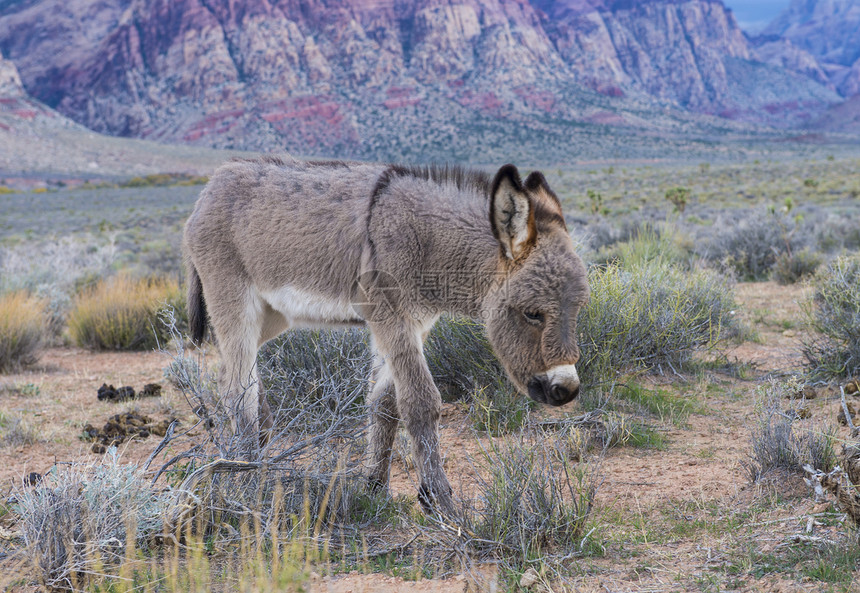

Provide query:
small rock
left=845, top=379, right=860, bottom=395
left=519, top=567, right=541, bottom=589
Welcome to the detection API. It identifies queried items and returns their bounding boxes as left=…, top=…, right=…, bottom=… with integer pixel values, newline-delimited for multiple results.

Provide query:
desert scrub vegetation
left=803, top=254, right=860, bottom=379
left=747, top=377, right=836, bottom=481
left=704, top=207, right=805, bottom=280
left=14, top=451, right=164, bottom=591
left=257, top=316, right=531, bottom=434
left=0, top=291, right=46, bottom=373
left=772, top=248, right=823, bottom=285
left=119, top=172, right=208, bottom=188
left=463, top=434, right=598, bottom=577
left=578, top=259, right=740, bottom=386
left=68, top=274, right=184, bottom=350
left=0, top=411, right=39, bottom=447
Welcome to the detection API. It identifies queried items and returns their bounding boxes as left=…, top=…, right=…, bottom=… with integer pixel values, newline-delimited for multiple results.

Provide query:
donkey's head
left=483, top=165, right=589, bottom=406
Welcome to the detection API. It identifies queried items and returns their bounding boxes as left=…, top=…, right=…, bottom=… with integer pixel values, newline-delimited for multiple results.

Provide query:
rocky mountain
left=752, top=0, right=860, bottom=97
left=0, top=50, right=23, bottom=96
left=0, top=0, right=849, bottom=161
left=0, top=49, right=240, bottom=179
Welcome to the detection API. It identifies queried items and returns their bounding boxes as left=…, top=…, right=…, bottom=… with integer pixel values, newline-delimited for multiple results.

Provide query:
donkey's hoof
left=418, top=482, right=456, bottom=518
left=366, top=475, right=389, bottom=494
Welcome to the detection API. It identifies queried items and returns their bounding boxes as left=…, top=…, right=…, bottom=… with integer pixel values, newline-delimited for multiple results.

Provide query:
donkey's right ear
left=490, top=164, right=536, bottom=260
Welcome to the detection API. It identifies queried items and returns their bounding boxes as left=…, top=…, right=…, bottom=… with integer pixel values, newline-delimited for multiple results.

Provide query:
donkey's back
left=185, top=157, right=383, bottom=309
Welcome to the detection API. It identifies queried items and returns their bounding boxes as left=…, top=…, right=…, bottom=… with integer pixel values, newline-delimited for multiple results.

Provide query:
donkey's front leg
left=366, top=351, right=399, bottom=490
left=372, top=321, right=454, bottom=516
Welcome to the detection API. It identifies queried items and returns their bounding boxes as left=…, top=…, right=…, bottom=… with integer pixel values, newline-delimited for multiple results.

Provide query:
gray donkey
left=183, top=156, right=589, bottom=513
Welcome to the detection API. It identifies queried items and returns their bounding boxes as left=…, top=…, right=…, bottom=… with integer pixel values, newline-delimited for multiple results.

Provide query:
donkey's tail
left=188, top=263, right=208, bottom=344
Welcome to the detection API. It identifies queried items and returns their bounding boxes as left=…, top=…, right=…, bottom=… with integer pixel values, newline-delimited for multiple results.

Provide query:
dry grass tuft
left=747, top=377, right=836, bottom=481
left=0, top=291, right=46, bottom=373
left=68, top=274, right=183, bottom=350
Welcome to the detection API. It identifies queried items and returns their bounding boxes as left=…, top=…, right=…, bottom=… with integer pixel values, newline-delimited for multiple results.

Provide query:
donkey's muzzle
left=528, top=364, right=581, bottom=406
left=527, top=373, right=580, bottom=407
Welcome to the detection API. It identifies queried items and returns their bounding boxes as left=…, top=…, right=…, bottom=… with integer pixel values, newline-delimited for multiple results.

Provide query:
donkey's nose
left=543, top=364, right=581, bottom=406
left=527, top=373, right=580, bottom=406
left=549, top=383, right=579, bottom=405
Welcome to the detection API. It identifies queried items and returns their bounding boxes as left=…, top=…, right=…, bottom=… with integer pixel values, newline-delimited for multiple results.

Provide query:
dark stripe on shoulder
left=229, top=154, right=288, bottom=166
left=366, top=165, right=406, bottom=271
left=305, top=159, right=353, bottom=168
left=371, top=163, right=491, bottom=196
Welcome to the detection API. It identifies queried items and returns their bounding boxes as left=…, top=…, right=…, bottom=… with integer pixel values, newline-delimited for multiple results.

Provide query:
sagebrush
left=747, top=377, right=835, bottom=480
left=465, top=433, right=597, bottom=567
left=16, top=452, right=164, bottom=591
left=803, top=255, right=860, bottom=379
left=578, top=259, right=739, bottom=386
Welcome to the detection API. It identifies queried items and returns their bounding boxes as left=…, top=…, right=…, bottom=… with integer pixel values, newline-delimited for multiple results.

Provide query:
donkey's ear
left=490, top=164, right=536, bottom=260
left=524, top=170, right=565, bottom=220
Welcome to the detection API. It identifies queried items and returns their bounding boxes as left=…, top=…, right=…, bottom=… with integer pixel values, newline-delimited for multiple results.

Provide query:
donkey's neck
left=411, top=199, right=503, bottom=319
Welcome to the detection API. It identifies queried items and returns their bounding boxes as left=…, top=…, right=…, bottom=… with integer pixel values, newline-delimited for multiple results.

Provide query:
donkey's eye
left=523, top=311, right=545, bottom=325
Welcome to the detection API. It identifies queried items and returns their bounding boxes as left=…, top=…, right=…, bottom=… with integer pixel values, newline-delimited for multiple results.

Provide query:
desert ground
left=2, top=280, right=859, bottom=592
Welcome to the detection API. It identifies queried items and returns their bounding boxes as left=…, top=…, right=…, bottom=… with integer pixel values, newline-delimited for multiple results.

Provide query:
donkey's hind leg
left=206, top=279, right=266, bottom=458
left=366, top=345, right=399, bottom=490
left=257, top=304, right=289, bottom=442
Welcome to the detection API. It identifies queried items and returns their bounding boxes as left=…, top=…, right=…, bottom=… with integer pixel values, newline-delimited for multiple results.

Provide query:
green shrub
left=0, top=411, right=40, bottom=446
left=0, top=291, right=46, bottom=373
left=258, top=327, right=371, bottom=430
left=579, top=260, right=739, bottom=386
left=803, top=255, right=860, bottom=379
left=665, top=187, right=691, bottom=213
left=592, top=226, right=695, bottom=270
left=468, top=376, right=534, bottom=435
left=772, top=248, right=823, bottom=285
left=68, top=274, right=184, bottom=350
left=120, top=173, right=208, bottom=188
left=424, top=316, right=507, bottom=402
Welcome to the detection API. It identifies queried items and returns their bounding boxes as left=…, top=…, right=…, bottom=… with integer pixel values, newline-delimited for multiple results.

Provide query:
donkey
left=183, top=156, right=589, bottom=514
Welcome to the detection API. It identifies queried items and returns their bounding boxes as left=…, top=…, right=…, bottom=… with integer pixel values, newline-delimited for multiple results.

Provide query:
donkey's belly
left=260, top=285, right=363, bottom=327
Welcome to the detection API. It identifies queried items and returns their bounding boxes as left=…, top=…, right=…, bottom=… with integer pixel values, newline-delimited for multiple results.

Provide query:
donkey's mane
left=372, top=164, right=492, bottom=199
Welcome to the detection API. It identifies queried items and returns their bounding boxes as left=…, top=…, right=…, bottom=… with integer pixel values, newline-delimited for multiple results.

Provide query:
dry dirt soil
left=1, top=281, right=859, bottom=592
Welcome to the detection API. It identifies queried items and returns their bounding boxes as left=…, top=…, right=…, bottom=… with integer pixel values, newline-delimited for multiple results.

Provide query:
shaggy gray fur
left=184, top=156, right=589, bottom=514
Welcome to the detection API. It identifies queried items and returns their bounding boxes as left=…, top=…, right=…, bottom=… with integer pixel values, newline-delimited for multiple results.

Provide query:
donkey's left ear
left=490, top=164, right=536, bottom=260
